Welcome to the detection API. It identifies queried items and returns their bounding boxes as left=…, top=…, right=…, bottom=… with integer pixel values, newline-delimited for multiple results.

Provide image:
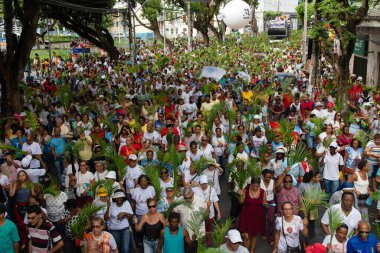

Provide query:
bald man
left=86, top=240, right=98, bottom=253
left=347, top=220, right=380, bottom=253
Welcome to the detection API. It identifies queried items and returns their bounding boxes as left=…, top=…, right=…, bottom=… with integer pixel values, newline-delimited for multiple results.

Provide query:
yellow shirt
left=242, top=90, right=254, bottom=102
left=78, top=136, right=93, bottom=161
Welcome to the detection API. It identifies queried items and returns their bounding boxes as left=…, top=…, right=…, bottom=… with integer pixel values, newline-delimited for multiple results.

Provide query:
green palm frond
left=354, top=129, right=369, bottom=147
left=264, top=126, right=278, bottom=143
left=41, top=174, right=61, bottom=197
left=71, top=203, right=105, bottom=240
left=246, top=157, right=262, bottom=177
left=229, top=166, right=251, bottom=191
left=64, top=141, right=83, bottom=161
left=165, top=145, right=184, bottom=195
left=370, top=191, right=380, bottom=201
left=25, top=111, right=39, bottom=133
left=300, top=187, right=329, bottom=218
left=211, top=218, right=234, bottom=248
left=323, top=137, right=333, bottom=149
left=143, top=164, right=163, bottom=202
left=310, top=117, right=325, bottom=136
left=56, top=84, right=72, bottom=110
left=0, top=145, right=26, bottom=158
left=98, top=140, right=126, bottom=179
left=191, top=156, right=212, bottom=178
left=373, top=221, right=380, bottom=240
left=226, top=108, right=237, bottom=142
left=328, top=207, right=344, bottom=244
left=89, top=179, right=118, bottom=198
left=278, top=118, right=295, bottom=147
left=205, top=102, right=226, bottom=136
left=287, top=142, right=310, bottom=167
left=186, top=207, right=208, bottom=240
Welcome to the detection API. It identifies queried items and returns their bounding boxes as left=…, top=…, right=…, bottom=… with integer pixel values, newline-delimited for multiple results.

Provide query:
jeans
left=324, top=179, right=339, bottom=195
left=109, top=227, right=131, bottom=253
left=143, top=239, right=158, bottom=253
left=216, top=155, right=227, bottom=176
left=306, top=134, right=315, bottom=149
left=54, top=156, right=64, bottom=184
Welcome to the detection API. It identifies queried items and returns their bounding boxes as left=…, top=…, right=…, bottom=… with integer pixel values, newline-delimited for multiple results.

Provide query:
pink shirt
left=276, top=186, right=301, bottom=216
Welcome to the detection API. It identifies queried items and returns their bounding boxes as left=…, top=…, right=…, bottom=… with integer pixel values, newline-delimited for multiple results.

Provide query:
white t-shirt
left=22, top=142, right=43, bottom=168
left=203, top=168, right=222, bottom=195
left=131, top=185, right=156, bottom=215
left=64, top=163, right=79, bottom=188
left=323, top=152, right=344, bottom=181
left=322, top=235, right=347, bottom=253
left=108, top=201, right=133, bottom=230
left=275, top=216, right=304, bottom=252
left=193, top=186, right=219, bottom=218
left=143, top=131, right=161, bottom=143
left=212, top=135, right=226, bottom=157
left=186, top=150, right=202, bottom=161
left=0, top=174, right=10, bottom=186
left=199, top=144, right=215, bottom=160
left=17, top=168, right=46, bottom=183
left=220, top=243, right=249, bottom=253
left=94, top=170, right=109, bottom=182
left=75, top=171, right=95, bottom=196
left=260, top=179, right=274, bottom=201
left=123, top=165, right=144, bottom=193
left=321, top=204, right=361, bottom=235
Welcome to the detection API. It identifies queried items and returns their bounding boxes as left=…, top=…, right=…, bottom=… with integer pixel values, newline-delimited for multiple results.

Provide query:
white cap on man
left=226, top=229, right=243, bottom=243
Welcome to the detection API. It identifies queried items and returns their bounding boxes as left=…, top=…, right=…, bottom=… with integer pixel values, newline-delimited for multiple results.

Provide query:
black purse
left=282, top=217, right=300, bottom=253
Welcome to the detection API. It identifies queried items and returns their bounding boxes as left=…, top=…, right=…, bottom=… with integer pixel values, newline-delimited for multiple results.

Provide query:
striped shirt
left=27, top=219, right=62, bottom=253
left=366, top=140, right=380, bottom=165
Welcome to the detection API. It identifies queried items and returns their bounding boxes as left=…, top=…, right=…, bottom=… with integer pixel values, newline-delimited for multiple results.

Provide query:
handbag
left=282, top=217, right=300, bottom=253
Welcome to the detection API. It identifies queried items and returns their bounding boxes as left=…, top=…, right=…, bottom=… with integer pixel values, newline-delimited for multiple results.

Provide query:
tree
left=43, top=0, right=120, bottom=61
left=247, top=0, right=259, bottom=34
left=316, top=0, right=370, bottom=103
left=0, top=0, right=41, bottom=116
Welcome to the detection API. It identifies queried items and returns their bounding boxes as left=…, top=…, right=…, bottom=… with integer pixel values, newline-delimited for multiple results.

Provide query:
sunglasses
left=359, top=231, right=369, bottom=234
left=92, top=225, right=101, bottom=228
left=148, top=205, right=157, bottom=209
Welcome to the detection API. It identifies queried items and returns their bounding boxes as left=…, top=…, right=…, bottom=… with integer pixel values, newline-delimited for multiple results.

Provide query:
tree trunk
left=200, top=29, right=210, bottom=46
left=0, top=0, right=41, bottom=116
left=251, top=8, right=258, bottom=34
left=209, top=24, right=223, bottom=42
left=310, top=39, right=319, bottom=88
left=150, top=20, right=173, bottom=51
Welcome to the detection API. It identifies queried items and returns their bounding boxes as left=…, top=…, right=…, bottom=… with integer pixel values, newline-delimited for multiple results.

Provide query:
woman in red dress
left=239, top=177, right=267, bottom=253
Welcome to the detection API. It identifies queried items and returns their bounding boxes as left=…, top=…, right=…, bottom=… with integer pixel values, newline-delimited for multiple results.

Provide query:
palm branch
left=370, top=191, right=380, bottom=201
left=165, top=145, right=184, bottom=194
left=0, top=144, right=26, bottom=158
left=71, top=203, right=105, bottom=240
left=191, top=156, right=212, bottom=179
left=143, top=163, right=163, bottom=202
left=246, top=157, right=262, bottom=177
left=264, top=126, right=278, bottom=143
left=300, top=187, right=329, bottom=218
left=211, top=218, right=234, bottom=248
left=310, top=117, right=325, bottom=136
left=328, top=207, right=344, bottom=244
left=56, top=84, right=72, bottom=111
left=287, top=142, right=310, bottom=167
left=89, top=179, right=118, bottom=198
left=40, top=174, right=61, bottom=197
left=98, top=140, right=126, bottom=179
left=226, top=108, right=237, bottom=141
left=25, top=111, right=39, bottom=133
left=205, top=102, right=226, bottom=136
left=186, top=207, right=209, bottom=240
left=373, top=221, right=380, bottom=240
left=354, top=129, right=369, bottom=147
left=229, top=166, right=251, bottom=191
left=323, top=137, right=333, bottom=149
left=278, top=118, right=295, bottom=147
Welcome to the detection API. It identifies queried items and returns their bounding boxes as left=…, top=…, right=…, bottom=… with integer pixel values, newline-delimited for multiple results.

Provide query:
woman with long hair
left=131, top=175, right=156, bottom=221
left=9, top=170, right=35, bottom=249
left=133, top=198, right=166, bottom=253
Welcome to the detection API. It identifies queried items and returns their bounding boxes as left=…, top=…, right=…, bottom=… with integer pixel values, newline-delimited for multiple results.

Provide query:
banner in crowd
left=200, top=66, right=226, bottom=81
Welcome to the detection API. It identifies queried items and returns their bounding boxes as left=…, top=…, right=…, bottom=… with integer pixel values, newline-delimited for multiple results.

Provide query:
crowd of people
left=1, top=35, right=380, bottom=253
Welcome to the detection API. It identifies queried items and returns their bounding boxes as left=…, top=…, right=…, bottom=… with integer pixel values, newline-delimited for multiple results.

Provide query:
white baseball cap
left=199, top=175, right=208, bottom=184
left=329, top=141, right=338, bottom=148
left=226, top=229, right=243, bottom=243
left=128, top=154, right=138, bottom=160
left=105, top=171, right=117, bottom=180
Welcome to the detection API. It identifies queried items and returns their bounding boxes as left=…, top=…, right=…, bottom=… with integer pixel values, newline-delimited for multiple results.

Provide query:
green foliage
left=0, top=145, right=26, bottom=158
left=263, top=11, right=283, bottom=21
left=373, top=221, right=380, bottom=240
left=296, top=1, right=315, bottom=21
left=40, top=174, right=61, bottom=197
left=300, top=187, right=329, bottom=217
left=163, top=199, right=190, bottom=219
left=310, top=117, right=325, bottom=136
left=287, top=142, right=310, bottom=167
left=143, top=163, right=163, bottom=202
left=89, top=179, right=118, bottom=198
left=98, top=140, right=126, bottom=179
left=191, top=156, right=212, bottom=178
left=64, top=141, right=83, bottom=161
left=162, top=145, right=184, bottom=195
left=25, top=111, right=39, bottom=133
left=211, top=218, right=234, bottom=248
left=205, top=101, right=226, bottom=136
left=328, top=207, right=344, bottom=244
left=71, top=203, right=105, bottom=239
left=102, top=116, right=118, bottom=136
left=56, top=84, right=72, bottom=110
left=353, top=129, right=369, bottom=147
left=278, top=118, right=295, bottom=147
left=186, top=207, right=209, bottom=239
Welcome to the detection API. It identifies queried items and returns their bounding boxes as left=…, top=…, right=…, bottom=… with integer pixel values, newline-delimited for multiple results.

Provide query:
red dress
left=239, top=187, right=265, bottom=237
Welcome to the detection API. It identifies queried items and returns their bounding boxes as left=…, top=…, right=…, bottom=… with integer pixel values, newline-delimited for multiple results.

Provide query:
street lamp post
left=302, top=0, right=308, bottom=65
left=187, top=1, right=191, bottom=52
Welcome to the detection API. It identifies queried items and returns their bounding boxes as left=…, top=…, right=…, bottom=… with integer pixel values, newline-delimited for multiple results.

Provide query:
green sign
left=354, top=35, right=368, bottom=56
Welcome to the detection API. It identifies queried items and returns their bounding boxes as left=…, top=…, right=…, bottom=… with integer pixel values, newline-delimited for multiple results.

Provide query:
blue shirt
left=0, top=218, right=20, bottom=253
left=347, top=234, right=378, bottom=253
left=50, top=136, right=66, bottom=156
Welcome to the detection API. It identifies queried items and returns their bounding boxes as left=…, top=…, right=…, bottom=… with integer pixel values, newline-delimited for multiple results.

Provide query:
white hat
left=226, top=229, right=243, bottom=243
left=364, top=102, right=372, bottom=107
left=105, top=171, right=117, bottom=180
left=112, top=191, right=126, bottom=199
left=329, top=141, right=338, bottom=148
left=21, top=155, right=32, bottom=168
left=125, top=94, right=131, bottom=99
left=315, top=101, right=323, bottom=107
left=98, top=95, right=104, bottom=99
left=199, top=175, right=208, bottom=184
left=254, top=115, right=260, bottom=120
left=128, top=154, right=138, bottom=160
left=19, top=112, right=26, bottom=117
left=357, top=76, right=363, bottom=81
left=275, top=147, right=286, bottom=154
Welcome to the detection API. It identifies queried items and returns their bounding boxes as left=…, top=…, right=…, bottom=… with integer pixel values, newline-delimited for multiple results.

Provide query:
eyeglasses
left=148, top=205, right=157, bottom=209
left=92, top=225, right=101, bottom=228
left=358, top=231, right=369, bottom=234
